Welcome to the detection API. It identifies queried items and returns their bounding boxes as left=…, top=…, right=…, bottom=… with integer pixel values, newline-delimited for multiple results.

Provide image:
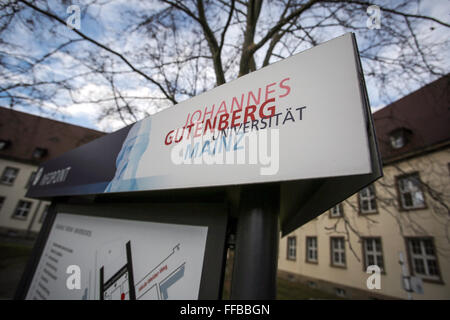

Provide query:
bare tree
left=323, top=153, right=450, bottom=263
left=0, top=0, right=448, bottom=130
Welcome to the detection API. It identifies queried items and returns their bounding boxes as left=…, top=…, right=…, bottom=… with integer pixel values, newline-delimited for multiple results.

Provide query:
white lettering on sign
left=39, top=167, right=72, bottom=186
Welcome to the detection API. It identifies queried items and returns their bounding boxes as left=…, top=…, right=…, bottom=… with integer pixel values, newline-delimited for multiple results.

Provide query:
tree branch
left=18, top=0, right=178, bottom=104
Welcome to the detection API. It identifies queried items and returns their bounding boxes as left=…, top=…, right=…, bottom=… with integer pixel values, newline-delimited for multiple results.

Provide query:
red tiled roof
left=373, top=75, right=450, bottom=163
left=0, top=107, right=105, bottom=164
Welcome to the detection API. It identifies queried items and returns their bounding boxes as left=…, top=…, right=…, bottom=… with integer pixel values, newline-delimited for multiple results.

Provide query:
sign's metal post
left=230, top=185, right=279, bottom=299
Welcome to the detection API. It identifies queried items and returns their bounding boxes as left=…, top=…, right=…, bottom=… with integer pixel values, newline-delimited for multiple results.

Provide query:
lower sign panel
left=25, top=213, right=208, bottom=300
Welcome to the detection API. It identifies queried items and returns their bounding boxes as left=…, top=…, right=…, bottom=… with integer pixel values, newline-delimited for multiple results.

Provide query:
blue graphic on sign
left=159, top=263, right=185, bottom=300
left=104, top=118, right=152, bottom=192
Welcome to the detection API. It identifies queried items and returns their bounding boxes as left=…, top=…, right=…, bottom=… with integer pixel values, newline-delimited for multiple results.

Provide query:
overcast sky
left=2, top=0, right=449, bottom=132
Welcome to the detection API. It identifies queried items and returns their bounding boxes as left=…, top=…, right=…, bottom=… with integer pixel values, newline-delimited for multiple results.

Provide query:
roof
left=0, top=107, right=105, bottom=164
left=373, top=74, right=450, bottom=164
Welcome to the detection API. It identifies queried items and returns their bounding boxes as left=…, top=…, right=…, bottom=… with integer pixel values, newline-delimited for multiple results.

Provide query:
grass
left=0, top=242, right=33, bottom=299
left=277, top=277, right=340, bottom=300
left=222, top=276, right=340, bottom=300
left=222, top=250, right=340, bottom=299
left=0, top=242, right=33, bottom=267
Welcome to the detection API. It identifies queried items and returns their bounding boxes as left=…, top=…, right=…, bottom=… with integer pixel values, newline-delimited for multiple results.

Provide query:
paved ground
left=0, top=240, right=33, bottom=300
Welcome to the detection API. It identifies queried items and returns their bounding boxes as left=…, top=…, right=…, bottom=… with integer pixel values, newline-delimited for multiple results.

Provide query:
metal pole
left=230, top=184, right=279, bottom=300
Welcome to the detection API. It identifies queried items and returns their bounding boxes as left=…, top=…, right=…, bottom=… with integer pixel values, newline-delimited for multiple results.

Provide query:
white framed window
left=330, top=237, right=346, bottom=267
left=398, top=173, right=425, bottom=210
left=407, top=238, right=441, bottom=281
left=12, top=200, right=32, bottom=220
left=1, top=166, right=19, bottom=185
left=363, top=238, right=384, bottom=272
left=359, top=185, right=377, bottom=214
left=329, top=203, right=343, bottom=218
left=287, top=236, right=297, bottom=260
left=306, top=237, right=318, bottom=263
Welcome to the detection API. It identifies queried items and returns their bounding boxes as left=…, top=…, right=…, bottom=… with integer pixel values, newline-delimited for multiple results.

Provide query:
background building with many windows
left=0, top=107, right=104, bottom=238
left=278, top=75, right=450, bottom=299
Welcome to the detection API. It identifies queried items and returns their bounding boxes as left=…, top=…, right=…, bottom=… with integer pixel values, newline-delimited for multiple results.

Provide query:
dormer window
left=0, top=139, right=11, bottom=150
left=32, top=147, right=47, bottom=159
left=329, top=203, right=344, bottom=218
left=389, top=128, right=411, bottom=149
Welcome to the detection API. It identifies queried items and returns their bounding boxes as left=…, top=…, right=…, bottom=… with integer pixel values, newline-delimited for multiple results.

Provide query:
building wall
left=278, top=147, right=450, bottom=299
left=0, top=107, right=104, bottom=238
left=0, top=158, right=50, bottom=237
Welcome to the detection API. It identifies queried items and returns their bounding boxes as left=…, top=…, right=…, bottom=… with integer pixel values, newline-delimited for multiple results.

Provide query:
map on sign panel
left=25, top=214, right=207, bottom=300
left=100, top=241, right=186, bottom=300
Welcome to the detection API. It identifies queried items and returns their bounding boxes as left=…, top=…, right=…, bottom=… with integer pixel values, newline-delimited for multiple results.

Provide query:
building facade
left=0, top=107, right=104, bottom=238
left=278, top=75, right=450, bottom=299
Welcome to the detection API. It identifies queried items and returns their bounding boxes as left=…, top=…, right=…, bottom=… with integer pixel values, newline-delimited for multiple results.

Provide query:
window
left=1, top=166, right=19, bottom=185
left=306, top=237, right=318, bottom=263
left=330, top=237, right=346, bottom=267
left=0, top=139, right=11, bottom=150
left=329, top=203, right=343, bottom=218
left=0, top=196, right=5, bottom=211
left=390, top=132, right=405, bottom=149
left=363, top=238, right=385, bottom=272
left=406, top=238, right=441, bottom=281
left=397, top=173, right=425, bottom=210
left=26, top=171, right=37, bottom=189
left=32, top=147, right=47, bottom=159
left=359, top=184, right=377, bottom=214
left=334, top=287, right=346, bottom=298
left=39, top=204, right=50, bottom=223
left=287, top=236, right=297, bottom=260
left=12, top=200, right=32, bottom=220
left=389, top=128, right=411, bottom=149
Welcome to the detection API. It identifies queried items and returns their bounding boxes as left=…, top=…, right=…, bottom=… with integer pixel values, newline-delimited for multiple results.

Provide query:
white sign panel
left=104, top=33, right=372, bottom=193
left=25, top=213, right=208, bottom=300
left=26, top=33, right=381, bottom=235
